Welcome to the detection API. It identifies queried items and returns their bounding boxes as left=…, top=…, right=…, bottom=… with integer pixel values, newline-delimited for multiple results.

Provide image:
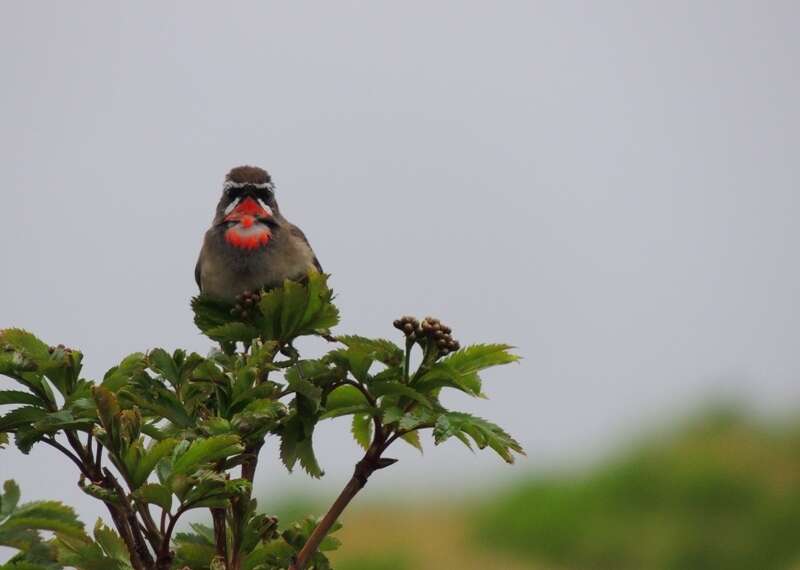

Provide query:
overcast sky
left=1, top=1, right=799, bottom=532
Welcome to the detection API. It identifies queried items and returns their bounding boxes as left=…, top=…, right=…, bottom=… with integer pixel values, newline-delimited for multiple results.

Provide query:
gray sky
left=1, top=0, right=799, bottom=532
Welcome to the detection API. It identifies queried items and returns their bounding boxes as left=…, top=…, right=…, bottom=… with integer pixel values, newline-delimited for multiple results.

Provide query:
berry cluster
left=393, top=315, right=461, bottom=357
left=231, top=289, right=262, bottom=319
left=48, top=344, right=74, bottom=356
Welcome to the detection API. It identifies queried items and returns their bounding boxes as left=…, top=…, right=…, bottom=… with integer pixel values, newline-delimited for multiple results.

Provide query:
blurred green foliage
left=476, top=409, right=800, bottom=570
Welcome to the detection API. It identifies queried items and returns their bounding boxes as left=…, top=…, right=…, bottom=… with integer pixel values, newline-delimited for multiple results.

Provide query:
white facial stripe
left=223, top=180, right=275, bottom=192
left=224, top=197, right=240, bottom=215
left=257, top=199, right=273, bottom=216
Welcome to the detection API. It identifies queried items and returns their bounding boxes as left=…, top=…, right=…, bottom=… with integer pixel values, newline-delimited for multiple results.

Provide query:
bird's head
left=214, top=166, right=280, bottom=250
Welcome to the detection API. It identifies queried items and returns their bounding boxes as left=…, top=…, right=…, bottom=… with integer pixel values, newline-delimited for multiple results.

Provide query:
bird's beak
left=224, top=196, right=273, bottom=223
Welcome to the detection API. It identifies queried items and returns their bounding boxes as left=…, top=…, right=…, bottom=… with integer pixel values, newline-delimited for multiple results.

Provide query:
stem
left=289, top=436, right=394, bottom=570
left=290, top=475, right=363, bottom=570
left=403, top=338, right=413, bottom=383
left=158, top=512, right=182, bottom=570
left=57, top=429, right=151, bottom=570
left=104, top=468, right=155, bottom=568
left=338, top=380, right=384, bottom=439
left=230, top=443, right=263, bottom=570
left=212, top=508, right=229, bottom=566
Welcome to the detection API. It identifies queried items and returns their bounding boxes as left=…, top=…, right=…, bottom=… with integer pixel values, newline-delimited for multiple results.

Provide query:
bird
left=195, top=165, right=322, bottom=301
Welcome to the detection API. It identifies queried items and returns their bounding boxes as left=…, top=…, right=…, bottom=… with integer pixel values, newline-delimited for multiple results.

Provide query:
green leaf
left=369, top=381, right=432, bottom=407
left=0, top=433, right=7, bottom=449
left=191, top=295, right=236, bottom=335
left=0, top=392, right=44, bottom=408
left=397, top=406, right=438, bottom=431
left=205, top=323, right=260, bottom=344
left=0, top=330, right=50, bottom=368
left=280, top=279, right=310, bottom=337
left=351, top=413, right=372, bottom=451
left=2, top=501, right=85, bottom=539
left=101, top=354, right=146, bottom=391
left=433, top=412, right=524, bottom=464
left=131, top=438, right=178, bottom=488
left=284, top=376, right=322, bottom=412
left=133, top=483, right=172, bottom=511
left=93, top=519, right=129, bottom=563
left=119, top=375, right=194, bottom=428
left=442, top=343, right=520, bottom=372
left=299, top=271, right=340, bottom=333
left=0, top=408, right=47, bottom=433
left=400, top=430, right=424, bottom=453
left=319, top=404, right=377, bottom=420
left=337, top=336, right=404, bottom=367
left=172, top=435, right=244, bottom=476
left=147, top=348, right=181, bottom=388
left=325, top=384, right=368, bottom=409
left=279, top=416, right=324, bottom=478
left=1, top=480, right=21, bottom=518
left=415, top=344, right=519, bottom=397
left=325, top=348, right=373, bottom=383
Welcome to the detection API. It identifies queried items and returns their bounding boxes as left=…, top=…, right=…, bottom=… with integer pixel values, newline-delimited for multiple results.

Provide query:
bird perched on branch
left=195, top=166, right=321, bottom=301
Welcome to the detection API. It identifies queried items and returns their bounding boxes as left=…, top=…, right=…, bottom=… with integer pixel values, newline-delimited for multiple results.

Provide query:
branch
left=289, top=437, right=397, bottom=570
left=103, top=468, right=155, bottom=568
left=339, top=380, right=384, bottom=440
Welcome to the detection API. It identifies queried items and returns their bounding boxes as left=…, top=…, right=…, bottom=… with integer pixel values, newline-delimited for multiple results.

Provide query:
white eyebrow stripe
left=223, top=180, right=275, bottom=192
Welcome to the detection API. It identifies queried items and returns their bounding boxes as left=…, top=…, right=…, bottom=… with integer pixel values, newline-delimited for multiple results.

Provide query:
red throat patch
left=225, top=225, right=271, bottom=250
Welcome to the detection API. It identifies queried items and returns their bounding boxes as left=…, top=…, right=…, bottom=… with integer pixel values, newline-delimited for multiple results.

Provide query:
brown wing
left=289, top=224, right=323, bottom=273
left=194, top=252, right=203, bottom=291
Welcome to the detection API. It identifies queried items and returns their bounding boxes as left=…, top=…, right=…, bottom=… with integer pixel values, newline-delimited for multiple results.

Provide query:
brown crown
left=226, top=165, right=271, bottom=185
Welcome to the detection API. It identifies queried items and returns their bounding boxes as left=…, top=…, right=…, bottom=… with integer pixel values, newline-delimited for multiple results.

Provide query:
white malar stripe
left=224, top=197, right=240, bottom=215
left=257, top=199, right=273, bottom=216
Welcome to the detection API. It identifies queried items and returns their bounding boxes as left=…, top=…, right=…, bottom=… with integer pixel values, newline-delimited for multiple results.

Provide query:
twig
left=289, top=437, right=396, bottom=570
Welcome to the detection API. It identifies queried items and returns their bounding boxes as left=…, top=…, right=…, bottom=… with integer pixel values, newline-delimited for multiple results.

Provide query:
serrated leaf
left=256, top=287, right=284, bottom=340
left=398, top=406, right=438, bottom=431
left=205, top=323, right=260, bottom=344
left=300, top=271, right=340, bottom=333
left=101, top=354, right=146, bottom=391
left=93, top=519, right=129, bottom=563
left=325, top=384, right=368, bottom=409
left=1, top=480, right=21, bottom=517
left=133, top=483, right=172, bottom=511
left=433, top=412, right=524, bottom=463
left=415, top=344, right=519, bottom=397
left=131, top=438, right=178, bottom=488
left=280, top=279, right=310, bottom=337
left=0, top=391, right=44, bottom=408
left=337, top=336, right=404, bottom=367
left=351, top=414, right=372, bottom=451
left=0, top=408, right=47, bottom=432
left=0, top=330, right=51, bottom=368
left=369, top=381, right=432, bottom=408
left=2, top=501, right=85, bottom=539
left=147, top=348, right=181, bottom=388
left=279, top=415, right=323, bottom=478
left=172, top=435, right=243, bottom=476
left=325, top=348, right=373, bottom=383
left=400, top=430, right=423, bottom=453
left=191, top=295, right=236, bottom=335
left=319, top=404, right=377, bottom=420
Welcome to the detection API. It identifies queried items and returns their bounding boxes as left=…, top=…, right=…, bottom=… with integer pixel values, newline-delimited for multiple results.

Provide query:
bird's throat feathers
left=225, top=220, right=272, bottom=250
